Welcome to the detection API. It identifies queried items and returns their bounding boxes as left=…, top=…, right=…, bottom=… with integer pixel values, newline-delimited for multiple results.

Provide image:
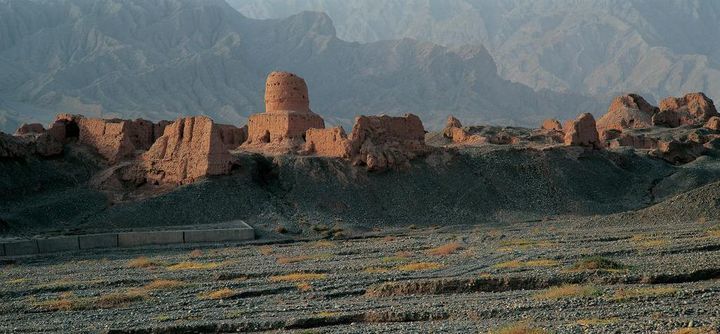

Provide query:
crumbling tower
left=243, top=72, right=325, bottom=152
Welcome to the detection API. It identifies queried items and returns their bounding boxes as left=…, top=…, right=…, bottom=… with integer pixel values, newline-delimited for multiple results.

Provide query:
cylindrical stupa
left=264, top=71, right=310, bottom=113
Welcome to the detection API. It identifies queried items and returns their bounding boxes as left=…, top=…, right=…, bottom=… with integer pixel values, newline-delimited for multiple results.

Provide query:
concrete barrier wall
left=79, top=234, right=118, bottom=250
left=118, top=231, right=184, bottom=248
left=0, top=222, right=254, bottom=257
left=4, top=240, right=38, bottom=256
left=38, top=237, right=79, bottom=253
left=184, top=227, right=255, bottom=243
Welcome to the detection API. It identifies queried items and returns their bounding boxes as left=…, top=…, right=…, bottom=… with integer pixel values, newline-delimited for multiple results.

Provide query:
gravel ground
left=1, top=219, right=719, bottom=333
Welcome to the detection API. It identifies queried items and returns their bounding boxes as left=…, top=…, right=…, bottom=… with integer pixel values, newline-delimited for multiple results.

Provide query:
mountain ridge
left=0, top=0, right=601, bottom=132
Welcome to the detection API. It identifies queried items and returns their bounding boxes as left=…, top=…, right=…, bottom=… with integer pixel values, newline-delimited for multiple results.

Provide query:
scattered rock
left=597, top=94, right=658, bottom=134
left=564, top=113, right=601, bottom=149
left=659, top=92, right=718, bottom=126
left=443, top=116, right=463, bottom=138
left=14, top=123, right=45, bottom=135
left=651, top=139, right=704, bottom=164
left=608, top=133, right=658, bottom=150
left=703, top=116, right=720, bottom=131
left=0, top=133, right=29, bottom=158
left=540, top=119, right=563, bottom=132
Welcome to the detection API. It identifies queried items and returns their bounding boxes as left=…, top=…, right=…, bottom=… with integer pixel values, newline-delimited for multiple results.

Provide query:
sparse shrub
left=571, top=256, right=626, bottom=271
left=395, top=262, right=444, bottom=271
left=269, top=273, right=327, bottom=282
left=199, top=288, right=237, bottom=300
left=533, top=284, right=601, bottom=300
left=382, top=236, right=396, bottom=242
left=274, top=226, right=288, bottom=234
left=491, top=321, right=549, bottom=334
left=426, top=242, right=462, bottom=256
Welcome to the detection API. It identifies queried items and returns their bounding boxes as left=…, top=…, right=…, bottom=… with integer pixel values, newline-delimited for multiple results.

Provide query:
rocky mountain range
left=233, top=0, right=720, bottom=103
left=0, top=0, right=599, bottom=133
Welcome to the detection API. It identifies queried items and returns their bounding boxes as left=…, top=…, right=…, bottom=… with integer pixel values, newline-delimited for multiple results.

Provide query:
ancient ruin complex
left=4, top=70, right=720, bottom=189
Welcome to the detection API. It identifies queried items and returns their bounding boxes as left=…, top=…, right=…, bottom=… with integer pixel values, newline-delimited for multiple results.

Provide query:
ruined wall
left=77, top=118, right=137, bottom=163
left=217, top=123, right=247, bottom=150
left=142, top=116, right=233, bottom=185
left=304, top=127, right=351, bottom=157
left=246, top=111, right=324, bottom=144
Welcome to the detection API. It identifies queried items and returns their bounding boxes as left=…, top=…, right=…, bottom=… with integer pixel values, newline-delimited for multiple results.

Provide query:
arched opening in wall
left=65, top=120, right=79, bottom=139
left=260, top=130, right=270, bottom=143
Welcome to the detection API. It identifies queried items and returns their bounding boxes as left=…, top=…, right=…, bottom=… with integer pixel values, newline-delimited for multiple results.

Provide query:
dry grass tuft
left=571, top=256, right=626, bottom=271
left=576, top=317, right=618, bottom=326
left=258, top=245, right=273, bottom=255
left=296, top=282, right=312, bottom=292
left=382, top=236, right=396, bottom=242
left=94, top=289, right=147, bottom=308
left=32, top=292, right=77, bottom=311
left=188, top=249, right=203, bottom=258
left=395, top=262, right=444, bottom=271
left=198, top=288, right=237, bottom=300
left=166, top=261, right=220, bottom=271
left=143, top=279, right=185, bottom=291
left=491, top=321, right=549, bottom=334
left=533, top=284, right=601, bottom=300
left=494, top=259, right=558, bottom=269
left=426, top=242, right=462, bottom=256
left=311, top=240, right=335, bottom=248
left=315, top=311, right=339, bottom=317
left=126, top=256, right=163, bottom=268
left=270, top=272, right=327, bottom=282
left=364, top=267, right=390, bottom=274
left=672, top=328, right=718, bottom=334
left=612, top=286, right=678, bottom=301
left=6, top=278, right=29, bottom=284
left=35, top=288, right=148, bottom=311
left=707, top=229, right=720, bottom=238
left=631, top=235, right=669, bottom=248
